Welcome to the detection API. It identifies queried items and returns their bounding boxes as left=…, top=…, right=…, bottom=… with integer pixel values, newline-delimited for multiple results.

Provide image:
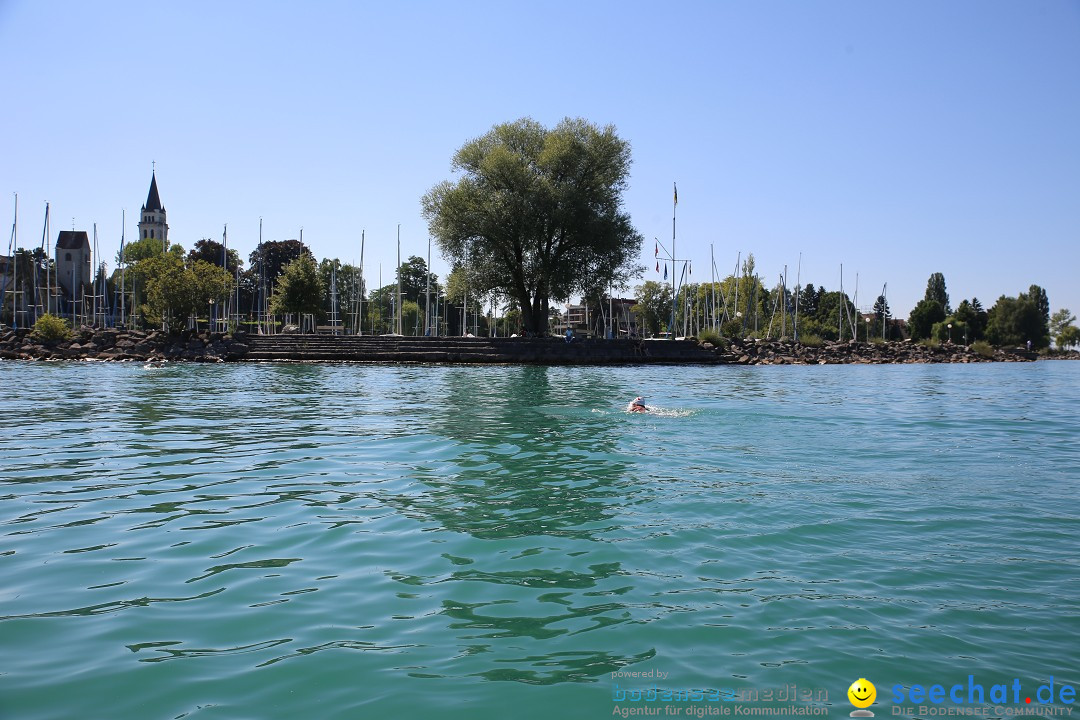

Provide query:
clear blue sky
left=2, top=0, right=1078, bottom=318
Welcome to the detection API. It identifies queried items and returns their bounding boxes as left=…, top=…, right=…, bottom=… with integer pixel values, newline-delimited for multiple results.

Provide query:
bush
left=799, top=334, right=823, bottom=348
left=971, top=340, right=994, bottom=358
left=697, top=329, right=725, bottom=348
left=918, top=338, right=940, bottom=349
left=30, top=313, right=73, bottom=343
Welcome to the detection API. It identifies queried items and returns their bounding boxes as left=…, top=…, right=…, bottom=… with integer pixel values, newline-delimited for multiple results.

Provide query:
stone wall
left=1, top=327, right=1074, bottom=365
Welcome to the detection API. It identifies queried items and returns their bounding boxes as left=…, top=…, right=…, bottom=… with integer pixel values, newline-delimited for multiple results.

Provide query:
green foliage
left=908, top=299, right=946, bottom=341
left=697, top=329, right=725, bottom=348
left=815, top=291, right=858, bottom=338
left=188, top=238, right=242, bottom=274
left=797, top=284, right=820, bottom=317
left=797, top=317, right=837, bottom=341
left=1025, top=284, right=1050, bottom=327
left=1049, top=308, right=1076, bottom=348
left=918, top=337, right=940, bottom=349
left=924, top=272, right=950, bottom=314
left=953, top=299, right=988, bottom=341
left=30, top=313, right=72, bottom=343
left=972, top=340, right=994, bottom=358
left=422, top=117, right=644, bottom=334
left=270, top=254, right=325, bottom=320
left=986, top=293, right=1049, bottom=348
left=632, top=281, right=672, bottom=336
left=249, top=239, right=311, bottom=285
left=932, top=317, right=968, bottom=344
left=135, top=254, right=232, bottom=334
left=1056, top=325, right=1080, bottom=350
left=122, top=236, right=168, bottom=264
left=397, top=256, right=439, bottom=310
left=798, top=333, right=823, bottom=348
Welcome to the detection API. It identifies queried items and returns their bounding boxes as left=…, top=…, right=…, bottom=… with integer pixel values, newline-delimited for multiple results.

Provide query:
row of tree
left=906, top=272, right=1078, bottom=350
left=113, top=233, right=510, bottom=336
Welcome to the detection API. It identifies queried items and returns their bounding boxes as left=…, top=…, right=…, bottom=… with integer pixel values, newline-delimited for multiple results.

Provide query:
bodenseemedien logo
left=848, top=678, right=877, bottom=717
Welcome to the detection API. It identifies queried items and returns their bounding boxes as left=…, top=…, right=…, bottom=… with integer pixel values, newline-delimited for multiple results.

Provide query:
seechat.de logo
left=848, top=678, right=877, bottom=717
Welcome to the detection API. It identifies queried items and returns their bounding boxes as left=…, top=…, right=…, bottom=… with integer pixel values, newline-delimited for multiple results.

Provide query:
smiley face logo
left=848, top=678, right=876, bottom=714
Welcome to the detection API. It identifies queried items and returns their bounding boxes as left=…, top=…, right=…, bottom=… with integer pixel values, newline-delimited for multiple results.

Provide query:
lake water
left=1, top=360, right=1077, bottom=719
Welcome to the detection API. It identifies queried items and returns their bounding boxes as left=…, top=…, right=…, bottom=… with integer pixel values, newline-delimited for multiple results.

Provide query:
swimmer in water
left=628, top=396, right=648, bottom=413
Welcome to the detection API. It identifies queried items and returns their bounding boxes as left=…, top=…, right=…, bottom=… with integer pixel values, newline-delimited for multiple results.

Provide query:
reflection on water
left=1, top=361, right=1078, bottom=719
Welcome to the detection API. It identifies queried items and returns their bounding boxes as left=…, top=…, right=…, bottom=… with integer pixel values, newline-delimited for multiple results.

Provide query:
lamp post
left=947, top=322, right=952, bottom=344
left=865, top=316, right=871, bottom=343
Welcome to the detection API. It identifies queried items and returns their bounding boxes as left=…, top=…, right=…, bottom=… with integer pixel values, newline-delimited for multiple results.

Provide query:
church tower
left=138, top=171, right=169, bottom=249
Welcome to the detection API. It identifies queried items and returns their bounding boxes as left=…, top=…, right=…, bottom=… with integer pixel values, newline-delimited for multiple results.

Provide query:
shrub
left=30, top=313, right=73, bottom=343
left=918, top=338, right=940, bottom=349
left=697, top=329, right=725, bottom=348
left=971, top=340, right=994, bottom=358
left=799, top=334, right=823, bottom=348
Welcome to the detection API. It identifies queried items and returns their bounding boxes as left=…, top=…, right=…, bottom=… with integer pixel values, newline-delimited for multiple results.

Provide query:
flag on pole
left=674, top=183, right=678, bottom=207
left=663, top=264, right=668, bottom=280
left=654, top=241, right=658, bottom=257
left=656, top=261, right=660, bottom=273
left=689, top=262, right=692, bottom=276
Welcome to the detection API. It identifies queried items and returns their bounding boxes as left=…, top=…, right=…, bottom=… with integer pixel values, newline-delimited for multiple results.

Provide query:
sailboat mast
left=119, top=209, right=125, bottom=326
left=11, top=193, right=17, bottom=330
left=92, top=224, right=98, bottom=327
left=793, top=252, right=801, bottom=342
left=425, top=236, right=431, bottom=336
left=396, top=224, right=402, bottom=335
left=358, top=229, right=365, bottom=335
left=670, top=182, right=677, bottom=339
left=42, top=202, right=51, bottom=316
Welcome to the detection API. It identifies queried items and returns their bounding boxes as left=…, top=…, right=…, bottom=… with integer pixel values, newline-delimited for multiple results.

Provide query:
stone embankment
left=242, top=334, right=721, bottom=364
left=713, top=337, right=1043, bottom=365
left=0, top=328, right=249, bottom=362
left=2, top=327, right=1073, bottom=365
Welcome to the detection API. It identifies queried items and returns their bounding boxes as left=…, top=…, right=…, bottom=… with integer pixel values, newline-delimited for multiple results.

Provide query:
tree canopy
left=189, top=238, right=242, bottom=274
left=925, top=272, right=950, bottom=314
left=422, top=117, right=644, bottom=335
left=249, top=239, right=312, bottom=286
left=270, top=254, right=324, bottom=319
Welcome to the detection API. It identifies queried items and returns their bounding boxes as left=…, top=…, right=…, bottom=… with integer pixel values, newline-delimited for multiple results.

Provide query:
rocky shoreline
left=0, top=328, right=250, bottom=363
left=1, top=327, right=1075, bottom=365
left=712, top=336, right=1059, bottom=365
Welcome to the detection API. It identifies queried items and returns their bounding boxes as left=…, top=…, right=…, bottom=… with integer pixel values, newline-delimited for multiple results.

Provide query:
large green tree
left=908, top=299, right=946, bottom=341
left=270, top=254, right=324, bottom=321
left=135, top=252, right=231, bottom=334
left=1050, top=308, right=1076, bottom=348
left=632, top=280, right=673, bottom=337
left=422, top=117, right=644, bottom=335
left=249, top=239, right=311, bottom=287
left=924, top=272, right=951, bottom=314
left=189, top=238, right=242, bottom=274
left=986, top=294, right=1049, bottom=349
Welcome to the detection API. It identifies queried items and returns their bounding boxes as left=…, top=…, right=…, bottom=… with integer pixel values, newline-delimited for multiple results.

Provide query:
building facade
left=55, top=230, right=91, bottom=298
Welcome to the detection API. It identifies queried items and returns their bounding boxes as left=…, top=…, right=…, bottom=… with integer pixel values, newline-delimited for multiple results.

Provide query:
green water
left=1, top=361, right=1077, bottom=719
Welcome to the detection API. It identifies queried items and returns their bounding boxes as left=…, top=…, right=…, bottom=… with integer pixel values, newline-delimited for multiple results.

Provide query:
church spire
left=137, top=168, right=169, bottom=247
left=144, top=171, right=164, bottom=212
